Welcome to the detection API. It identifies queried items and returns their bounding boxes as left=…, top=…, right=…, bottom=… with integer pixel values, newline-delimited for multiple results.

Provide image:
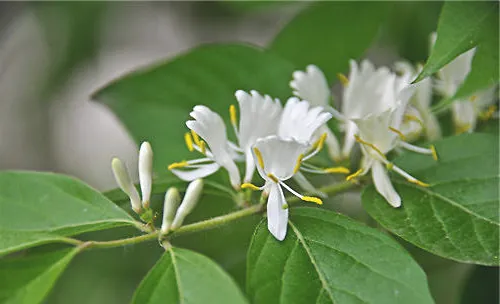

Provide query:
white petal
left=341, top=120, right=358, bottom=159
left=452, top=100, right=476, bottom=132
left=138, top=142, right=153, bottom=206
left=371, top=161, right=401, bottom=207
left=171, top=163, right=220, bottom=181
left=321, top=126, right=342, bottom=161
left=399, top=106, right=423, bottom=142
left=439, top=48, right=475, bottom=91
left=267, top=183, right=288, bottom=241
left=253, top=135, right=308, bottom=181
left=235, top=90, right=282, bottom=151
left=278, top=97, right=332, bottom=143
left=243, top=150, right=256, bottom=183
left=352, top=108, right=399, bottom=155
left=290, top=65, right=331, bottom=107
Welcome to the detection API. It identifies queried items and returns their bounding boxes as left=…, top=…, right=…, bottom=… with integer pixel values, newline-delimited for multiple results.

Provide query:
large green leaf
left=0, top=171, right=136, bottom=255
left=92, top=44, right=296, bottom=172
left=0, top=248, right=79, bottom=304
left=132, top=247, right=247, bottom=304
left=415, top=1, right=498, bottom=82
left=269, top=2, right=391, bottom=83
left=363, top=134, right=499, bottom=265
left=247, top=207, right=433, bottom=304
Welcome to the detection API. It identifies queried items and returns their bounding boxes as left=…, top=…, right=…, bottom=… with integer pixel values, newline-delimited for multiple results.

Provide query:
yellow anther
left=389, top=127, right=406, bottom=141
left=302, top=196, right=323, bottom=205
left=479, top=105, right=497, bottom=121
left=314, top=133, right=328, bottom=151
left=408, top=179, right=430, bottom=187
left=293, top=154, right=304, bottom=174
left=354, top=135, right=386, bottom=159
left=199, top=140, right=207, bottom=155
left=337, top=73, right=349, bottom=87
left=346, top=168, right=363, bottom=181
left=241, top=183, right=261, bottom=191
left=168, top=161, right=188, bottom=170
left=386, top=162, right=394, bottom=171
left=184, top=132, right=194, bottom=152
left=253, top=147, right=265, bottom=170
left=430, top=145, right=438, bottom=161
left=229, top=105, right=237, bottom=126
left=267, top=173, right=279, bottom=183
left=404, top=114, right=424, bottom=129
left=324, top=166, right=350, bottom=174
left=469, top=95, right=478, bottom=102
left=455, top=124, right=471, bottom=134
left=191, top=130, right=201, bottom=146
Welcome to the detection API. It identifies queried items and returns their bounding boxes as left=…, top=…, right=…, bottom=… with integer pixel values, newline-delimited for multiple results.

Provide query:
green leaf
left=0, top=171, right=136, bottom=256
left=363, top=133, right=499, bottom=265
left=269, top=2, right=391, bottom=83
left=92, top=44, right=296, bottom=172
left=132, top=247, right=247, bottom=304
left=247, top=207, right=433, bottom=304
left=0, top=248, right=80, bottom=304
left=415, top=1, right=498, bottom=82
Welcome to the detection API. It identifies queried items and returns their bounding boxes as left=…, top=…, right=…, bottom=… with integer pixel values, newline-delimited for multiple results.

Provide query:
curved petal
left=267, top=183, right=288, bottom=241
left=341, top=120, right=358, bottom=159
left=371, top=161, right=401, bottom=208
left=171, top=163, right=220, bottom=181
left=322, top=126, right=341, bottom=161
left=243, top=150, right=256, bottom=183
left=290, top=65, right=331, bottom=107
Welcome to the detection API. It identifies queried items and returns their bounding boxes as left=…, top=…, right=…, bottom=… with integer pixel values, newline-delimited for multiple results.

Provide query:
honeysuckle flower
left=394, top=61, right=441, bottom=141
left=170, top=179, right=204, bottom=230
left=452, top=87, right=498, bottom=134
left=290, top=65, right=341, bottom=160
left=349, top=104, right=438, bottom=208
left=161, top=187, right=181, bottom=234
left=111, top=141, right=154, bottom=214
left=169, top=105, right=241, bottom=189
left=231, top=90, right=282, bottom=183
left=241, top=136, right=324, bottom=241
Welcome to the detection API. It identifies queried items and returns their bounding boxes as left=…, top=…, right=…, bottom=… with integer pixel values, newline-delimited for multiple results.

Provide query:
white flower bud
left=138, top=142, right=153, bottom=209
left=161, top=187, right=181, bottom=234
left=111, top=158, right=142, bottom=214
left=170, top=179, right=204, bottom=230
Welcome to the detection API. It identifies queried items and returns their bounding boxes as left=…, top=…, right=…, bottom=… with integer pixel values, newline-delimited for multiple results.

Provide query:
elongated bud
left=111, top=158, right=142, bottom=214
left=161, top=187, right=181, bottom=234
left=138, top=142, right=153, bottom=209
left=170, top=179, right=204, bottom=230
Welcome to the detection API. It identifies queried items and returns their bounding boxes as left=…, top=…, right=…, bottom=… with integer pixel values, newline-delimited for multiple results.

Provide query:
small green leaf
left=92, top=44, right=296, bottom=172
left=363, top=134, right=499, bottom=265
left=0, top=171, right=136, bottom=256
left=247, top=207, right=433, bottom=304
left=415, top=1, right=498, bottom=82
left=269, top=2, right=391, bottom=83
left=0, top=248, right=80, bottom=304
left=132, top=247, right=247, bottom=304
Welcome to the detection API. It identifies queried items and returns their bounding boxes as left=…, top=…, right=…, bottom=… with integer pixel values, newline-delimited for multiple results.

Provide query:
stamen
left=293, top=154, right=304, bottom=174
left=408, top=179, right=430, bottom=187
left=324, top=166, right=350, bottom=174
left=315, top=133, right=328, bottom=151
left=389, top=127, right=406, bottom=141
left=229, top=105, right=237, bottom=126
left=168, top=161, right=188, bottom=170
left=354, top=135, right=386, bottom=160
left=379, top=158, right=431, bottom=188
left=184, top=132, right=194, bottom=152
left=253, top=147, right=265, bottom=170
left=302, top=196, right=323, bottom=205
left=199, top=140, right=207, bottom=155
left=430, top=145, right=438, bottom=161
left=241, top=183, right=261, bottom=191
left=455, top=124, right=471, bottom=134
left=191, top=130, right=201, bottom=146
left=404, top=114, right=424, bottom=128
left=346, top=168, right=363, bottom=181
left=267, top=173, right=279, bottom=183
left=479, top=105, right=497, bottom=121
left=337, top=73, right=349, bottom=87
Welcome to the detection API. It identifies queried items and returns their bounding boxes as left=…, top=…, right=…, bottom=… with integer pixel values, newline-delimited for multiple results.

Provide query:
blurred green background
left=0, top=2, right=496, bottom=303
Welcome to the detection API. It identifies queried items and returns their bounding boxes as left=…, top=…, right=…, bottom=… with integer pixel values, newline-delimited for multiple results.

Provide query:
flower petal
left=267, top=183, right=288, bottom=241
left=171, top=163, right=220, bottom=181
left=290, top=65, right=331, bottom=107
left=371, top=161, right=401, bottom=208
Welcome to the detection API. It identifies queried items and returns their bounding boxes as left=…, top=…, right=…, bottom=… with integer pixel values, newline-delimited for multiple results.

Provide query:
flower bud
left=111, top=158, right=142, bottom=214
left=138, top=142, right=153, bottom=209
left=161, top=187, right=181, bottom=234
left=170, top=179, right=204, bottom=230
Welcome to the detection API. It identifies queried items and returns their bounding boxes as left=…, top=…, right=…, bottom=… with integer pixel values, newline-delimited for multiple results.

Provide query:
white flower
left=112, top=141, right=154, bottom=214
left=349, top=105, right=438, bottom=208
left=242, top=136, right=323, bottom=241
left=169, top=105, right=241, bottom=189
left=290, top=65, right=341, bottom=160
left=452, top=87, right=497, bottom=134
left=394, top=61, right=441, bottom=141
left=232, top=90, right=282, bottom=182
